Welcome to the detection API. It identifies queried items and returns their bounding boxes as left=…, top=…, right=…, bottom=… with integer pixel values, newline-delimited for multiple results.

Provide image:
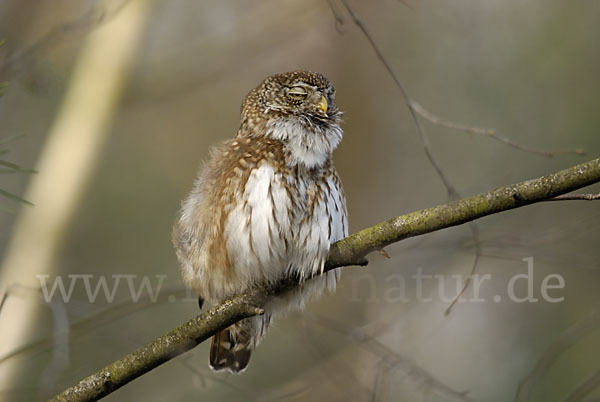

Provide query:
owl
left=172, top=71, right=347, bottom=373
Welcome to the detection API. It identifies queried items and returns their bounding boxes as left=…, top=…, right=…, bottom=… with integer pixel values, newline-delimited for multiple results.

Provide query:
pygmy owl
left=172, top=71, right=347, bottom=373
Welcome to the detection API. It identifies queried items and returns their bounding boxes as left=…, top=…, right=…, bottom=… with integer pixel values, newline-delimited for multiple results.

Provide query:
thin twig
left=310, top=314, right=475, bottom=402
left=549, top=193, right=600, bottom=201
left=178, top=358, right=262, bottom=402
left=563, top=369, right=600, bottom=402
left=445, top=224, right=481, bottom=316
left=514, top=306, right=600, bottom=402
left=408, top=100, right=496, bottom=136
left=394, top=0, right=415, bottom=11
left=410, top=101, right=585, bottom=157
left=326, top=0, right=345, bottom=33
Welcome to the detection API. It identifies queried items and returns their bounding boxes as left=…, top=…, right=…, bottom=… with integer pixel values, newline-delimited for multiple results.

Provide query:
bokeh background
left=0, top=1, right=599, bottom=401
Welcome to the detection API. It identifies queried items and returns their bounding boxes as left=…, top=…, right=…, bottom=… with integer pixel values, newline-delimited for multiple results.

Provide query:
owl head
left=239, top=71, right=343, bottom=168
left=241, top=71, right=341, bottom=129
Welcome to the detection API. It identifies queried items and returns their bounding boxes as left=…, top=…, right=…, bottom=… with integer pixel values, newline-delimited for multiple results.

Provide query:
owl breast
left=223, top=158, right=347, bottom=297
left=173, top=137, right=347, bottom=305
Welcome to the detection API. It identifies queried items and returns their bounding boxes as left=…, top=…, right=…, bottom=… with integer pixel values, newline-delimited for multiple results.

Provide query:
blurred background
left=0, top=0, right=599, bottom=401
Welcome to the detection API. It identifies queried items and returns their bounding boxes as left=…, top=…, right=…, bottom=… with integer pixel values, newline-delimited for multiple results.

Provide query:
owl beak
left=319, top=95, right=328, bottom=114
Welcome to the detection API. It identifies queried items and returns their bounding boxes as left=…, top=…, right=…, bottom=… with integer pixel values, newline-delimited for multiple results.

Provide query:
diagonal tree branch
left=325, top=158, right=600, bottom=269
left=48, top=157, right=600, bottom=402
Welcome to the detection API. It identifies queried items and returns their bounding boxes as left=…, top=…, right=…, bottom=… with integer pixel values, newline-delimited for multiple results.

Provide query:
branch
left=49, top=157, right=600, bottom=402
left=49, top=296, right=266, bottom=402
left=326, top=158, right=600, bottom=269
left=408, top=100, right=585, bottom=157
left=549, top=193, right=600, bottom=201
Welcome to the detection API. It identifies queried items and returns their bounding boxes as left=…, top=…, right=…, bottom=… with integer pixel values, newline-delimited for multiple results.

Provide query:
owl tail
left=209, top=328, right=252, bottom=373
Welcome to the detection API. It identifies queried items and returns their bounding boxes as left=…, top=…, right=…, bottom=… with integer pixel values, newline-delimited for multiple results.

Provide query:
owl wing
left=223, top=160, right=294, bottom=287
left=174, top=138, right=294, bottom=301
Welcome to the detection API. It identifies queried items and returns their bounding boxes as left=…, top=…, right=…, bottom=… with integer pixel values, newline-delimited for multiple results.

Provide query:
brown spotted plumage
left=173, top=71, right=347, bottom=373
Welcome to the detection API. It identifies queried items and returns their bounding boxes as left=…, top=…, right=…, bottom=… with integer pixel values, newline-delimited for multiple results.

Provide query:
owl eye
left=287, top=86, right=308, bottom=99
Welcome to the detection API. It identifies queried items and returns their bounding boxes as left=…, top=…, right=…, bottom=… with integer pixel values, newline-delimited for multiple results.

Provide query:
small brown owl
left=172, top=71, right=347, bottom=373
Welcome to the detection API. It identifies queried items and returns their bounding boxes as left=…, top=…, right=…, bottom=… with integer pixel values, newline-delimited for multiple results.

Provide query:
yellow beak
left=319, top=95, right=328, bottom=114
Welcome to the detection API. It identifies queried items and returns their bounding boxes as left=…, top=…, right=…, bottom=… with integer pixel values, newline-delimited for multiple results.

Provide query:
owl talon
left=198, top=297, right=204, bottom=311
